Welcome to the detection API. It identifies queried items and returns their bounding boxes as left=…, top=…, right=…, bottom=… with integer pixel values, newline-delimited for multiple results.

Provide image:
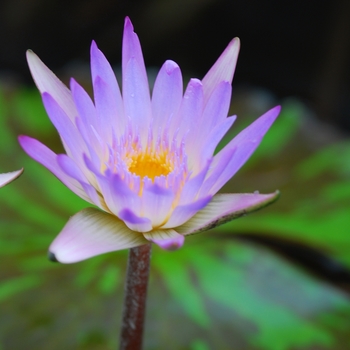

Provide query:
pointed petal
left=152, top=60, right=183, bottom=131
left=0, top=168, right=24, bottom=188
left=26, top=50, right=77, bottom=122
left=18, top=135, right=91, bottom=203
left=49, top=208, right=148, bottom=263
left=176, top=192, right=280, bottom=235
left=202, top=37, right=240, bottom=103
left=123, top=57, right=152, bottom=131
left=143, top=229, right=184, bottom=250
left=206, top=106, right=281, bottom=195
left=90, top=40, right=123, bottom=109
left=122, top=17, right=151, bottom=131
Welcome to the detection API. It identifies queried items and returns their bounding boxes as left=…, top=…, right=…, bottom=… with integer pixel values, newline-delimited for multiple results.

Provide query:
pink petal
left=176, top=192, right=280, bottom=235
left=143, top=229, right=185, bottom=250
left=18, top=135, right=92, bottom=203
left=0, top=168, right=23, bottom=188
left=202, top=37, right=240, bottom=103
left=49, top=208, right=148, bottom=263
left=26, top=50, right=77, bottom=122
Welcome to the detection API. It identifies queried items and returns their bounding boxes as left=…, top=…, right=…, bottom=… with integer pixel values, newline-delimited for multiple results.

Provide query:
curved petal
left=152, top=60, right=183, bottom=131
left=118, top=208, right=153, bottom=232
left=0, top=168, right=24, bottom=188
left=202, top=37, right=240, bottom=103
left=206, top=105, right=281, bottom=195
left=49, top=208, right=148, bottom=263
left=41, top=92, right=87, bottom=162
left=18, top=135, right=92, bottom=203
left=26, top=50, right=77, bottom=122
left=176, top=191, right=280, bottom=235
left=143, top=229, right=184, bottom=250
left=90, top=40, right=123, bottom=117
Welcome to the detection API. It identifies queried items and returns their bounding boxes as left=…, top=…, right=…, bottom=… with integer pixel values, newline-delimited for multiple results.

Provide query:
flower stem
left=119, top=244, right=152, bottom=350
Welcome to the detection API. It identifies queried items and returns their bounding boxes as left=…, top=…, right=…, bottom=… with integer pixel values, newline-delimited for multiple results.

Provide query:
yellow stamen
left=128, top=152, right=174, bottom=181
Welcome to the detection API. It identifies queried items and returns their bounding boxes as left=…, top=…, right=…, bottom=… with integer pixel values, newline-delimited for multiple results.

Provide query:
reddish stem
left=119, top=244, right=152, bottom=350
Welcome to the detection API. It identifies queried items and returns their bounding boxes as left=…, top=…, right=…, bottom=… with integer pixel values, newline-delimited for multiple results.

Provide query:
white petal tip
left=0, top=168, right=24, bottom=188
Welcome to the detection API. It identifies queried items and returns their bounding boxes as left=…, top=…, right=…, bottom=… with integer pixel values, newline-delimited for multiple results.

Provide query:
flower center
left=128, top=152, right=174, bottom=181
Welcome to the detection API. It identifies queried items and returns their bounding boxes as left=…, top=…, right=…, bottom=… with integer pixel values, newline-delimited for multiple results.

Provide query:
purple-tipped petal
left=202, top=37, right=240, bottom=103
left=143, top=229, right=185, bottom=250
left=122, top=18, right=151, bottom=132
left=18, top=135, right=92, bottom=203
left=49, top=208, right=148, bottom=263
left=176, top=192, right=280, bottom=235
left=152, top=60, right=183, bottom=131
left=56, top=154, right=103, bottom=209
left=41, top=93, right=87, bottom=160
left=118, top=208, right=153, bottom=232
left=0, top=168, right=24, bottom=188
left=206, top=105, right=281, bottom=195
left=26, top=50, right=77, bottom=122
left=161, top=196, right=212, bottom=229
left=90, top=40, right=123, bottom=109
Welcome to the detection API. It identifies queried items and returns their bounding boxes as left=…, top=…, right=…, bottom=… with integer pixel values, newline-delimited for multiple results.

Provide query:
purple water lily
left=19, top=17, right=280, bottom=263
left=0, top=169, right=23, bottom=188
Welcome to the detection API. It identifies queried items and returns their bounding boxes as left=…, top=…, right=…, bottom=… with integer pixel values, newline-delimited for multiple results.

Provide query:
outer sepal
left=176, top=191, right=280, bottom=235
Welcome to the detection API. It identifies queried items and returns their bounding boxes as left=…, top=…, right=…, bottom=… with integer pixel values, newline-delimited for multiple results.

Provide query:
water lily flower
left=19, top=17, right=280, bottom=263
left=0, top=168, right=23, bottom=188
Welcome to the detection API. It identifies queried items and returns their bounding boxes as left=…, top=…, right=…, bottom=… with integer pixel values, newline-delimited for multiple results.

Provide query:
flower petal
left=143, top=229, right=185, bottom=250
left=141, top=183, right=175, bottom=227
left=118, top=208, right=153, bottom=232
left=56, top=154, right=104, bottom=209
left=176, top=191, right=280, bottom=235
left=152, top=60, right=183, bottom=131
left=26, top=50, right=77, bottom=122
left=18, top=135, right=92, bottom=203
left=49, top=208, right=148, bottom=263
left=205, top=105, right=281, bottom=195
left=90, top=40, right=123, bottom=114
left=122, top=18, right=151, bottom=132
left=161, top=196, right=212, bottom=229
left=0, top=168, right=23, bottom=188
left=202, top=37, right=240, bottom=103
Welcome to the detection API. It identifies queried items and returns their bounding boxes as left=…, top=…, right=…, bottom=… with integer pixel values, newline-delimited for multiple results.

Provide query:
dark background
left=1, top=0, right=350, bottom=128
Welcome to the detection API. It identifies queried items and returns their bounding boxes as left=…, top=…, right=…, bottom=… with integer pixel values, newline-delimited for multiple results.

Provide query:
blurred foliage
left=0, top=85, right=350, bottom=349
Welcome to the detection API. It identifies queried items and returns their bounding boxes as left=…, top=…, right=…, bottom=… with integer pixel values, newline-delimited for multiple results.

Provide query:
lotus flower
left=0, top=169, right=23, bottom=188
left=19, top=17, right=280, bottom=263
